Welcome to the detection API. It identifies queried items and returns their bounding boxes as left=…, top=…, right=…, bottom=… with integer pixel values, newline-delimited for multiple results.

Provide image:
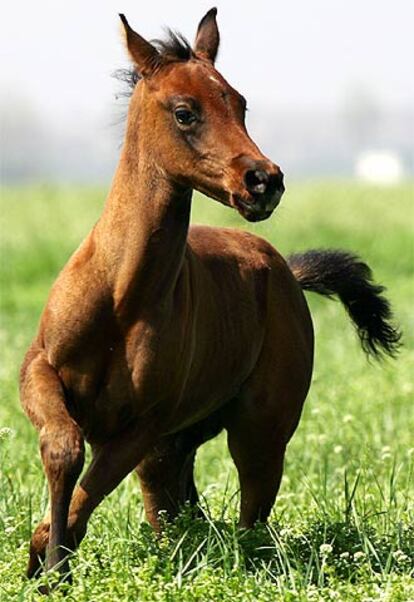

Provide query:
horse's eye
left=175, top=108, right=197, bottom=126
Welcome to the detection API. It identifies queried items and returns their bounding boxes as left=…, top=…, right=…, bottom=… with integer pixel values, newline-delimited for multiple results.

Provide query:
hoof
left=35, top=567, right=72, bottom=596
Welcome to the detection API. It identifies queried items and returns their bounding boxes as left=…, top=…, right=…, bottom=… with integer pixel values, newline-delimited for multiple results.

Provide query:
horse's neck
left=97, top=147, right=192, bottom=313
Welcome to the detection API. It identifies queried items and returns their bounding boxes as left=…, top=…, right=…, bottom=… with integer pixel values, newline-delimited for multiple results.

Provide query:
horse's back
left=187, top=224, right=303, bottom=307
left=188, top=224, right=280, bottom=266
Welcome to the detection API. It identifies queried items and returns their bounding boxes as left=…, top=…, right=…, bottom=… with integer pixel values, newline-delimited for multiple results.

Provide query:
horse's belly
left=78, top=330, right=257, bottom=443
left=163, top=326, right=264, bottom=433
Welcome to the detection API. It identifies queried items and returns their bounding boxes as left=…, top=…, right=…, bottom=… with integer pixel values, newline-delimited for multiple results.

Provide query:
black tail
left=287, top=249, right=401, bottom=359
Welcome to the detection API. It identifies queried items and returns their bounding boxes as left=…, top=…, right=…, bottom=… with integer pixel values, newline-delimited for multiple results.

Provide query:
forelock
left=114, top=29, right=193, bottom=95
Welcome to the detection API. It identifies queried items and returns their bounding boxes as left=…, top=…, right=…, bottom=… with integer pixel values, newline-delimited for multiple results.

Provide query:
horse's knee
left=39, top=423, right=84, bottom=487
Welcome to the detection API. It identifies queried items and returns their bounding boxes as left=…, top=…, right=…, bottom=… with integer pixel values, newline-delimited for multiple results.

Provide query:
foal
left=21, top=9, right=400, bottom=583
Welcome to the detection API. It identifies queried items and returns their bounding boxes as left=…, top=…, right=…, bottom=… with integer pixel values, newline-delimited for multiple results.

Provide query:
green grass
left=0, top=182, right=413, bottom=600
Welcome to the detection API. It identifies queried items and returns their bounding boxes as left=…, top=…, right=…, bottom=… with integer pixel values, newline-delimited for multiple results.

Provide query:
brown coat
left=21, top=10, right=399, bottom=587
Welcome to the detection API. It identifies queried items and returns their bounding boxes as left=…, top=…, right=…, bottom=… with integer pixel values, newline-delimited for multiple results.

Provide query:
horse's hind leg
left=136, top=439, right=198, bottom=531
left=20, top=349, right=84, bottom=580
left=226, top=268, right=314, bottom=528
left=136, top=413, right=225, bottom=531
left=225, top=373, right=310, bottom=528
left=226, top=411, right=287, bottom=528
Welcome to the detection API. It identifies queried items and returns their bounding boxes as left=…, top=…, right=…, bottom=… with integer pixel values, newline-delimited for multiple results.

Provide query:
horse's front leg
left=29, top=421, right=155, bottom=582
left=21, top=351, right=85, bottom=583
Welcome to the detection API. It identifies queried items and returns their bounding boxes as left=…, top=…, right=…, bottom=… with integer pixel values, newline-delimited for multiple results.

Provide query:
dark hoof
left=35, top=568, right=72, bottom=596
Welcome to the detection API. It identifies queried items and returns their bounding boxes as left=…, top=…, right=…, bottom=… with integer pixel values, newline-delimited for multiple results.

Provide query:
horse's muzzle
left=233, top=168, right=285, bottom=222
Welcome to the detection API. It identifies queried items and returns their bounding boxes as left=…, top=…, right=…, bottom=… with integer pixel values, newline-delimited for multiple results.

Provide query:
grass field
left=0, top=182, right=413, bottom=600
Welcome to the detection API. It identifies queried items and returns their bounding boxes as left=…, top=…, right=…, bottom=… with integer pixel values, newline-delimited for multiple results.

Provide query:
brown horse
left=21, top=8, right=400, bottom=585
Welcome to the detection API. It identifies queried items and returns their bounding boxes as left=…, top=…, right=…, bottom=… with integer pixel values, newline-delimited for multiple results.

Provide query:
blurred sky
left=1, top=0, right=413, bottom=122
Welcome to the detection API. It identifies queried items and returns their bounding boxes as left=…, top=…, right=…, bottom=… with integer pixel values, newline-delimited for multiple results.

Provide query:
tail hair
left=287, top=249, right=401, bottom=359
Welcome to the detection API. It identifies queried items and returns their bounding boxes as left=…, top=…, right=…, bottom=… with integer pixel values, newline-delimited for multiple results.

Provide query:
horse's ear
left=194, top=7, right=220, bottom=64
left=119, top=14, right=161, bottom=77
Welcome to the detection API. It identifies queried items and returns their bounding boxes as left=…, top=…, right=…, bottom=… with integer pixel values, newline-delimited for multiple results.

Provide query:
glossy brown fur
left=21, top=9, right=313, bottom=583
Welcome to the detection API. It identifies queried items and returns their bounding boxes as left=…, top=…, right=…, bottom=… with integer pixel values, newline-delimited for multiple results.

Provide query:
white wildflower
left=0, top=427, right=15, bottom=440
left=392, top=550, right=409, bottom=563
left=319, top=543, right=333, bottom=555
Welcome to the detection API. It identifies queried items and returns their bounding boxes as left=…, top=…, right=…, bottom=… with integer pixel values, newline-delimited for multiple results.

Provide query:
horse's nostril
left=244, top=169, right=269, bottom=195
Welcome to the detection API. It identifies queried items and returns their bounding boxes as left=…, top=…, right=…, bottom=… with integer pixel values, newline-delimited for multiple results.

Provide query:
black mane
left=114, top=29, right=193, bottom=96
left=154, top=29, right=193, bottom=62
